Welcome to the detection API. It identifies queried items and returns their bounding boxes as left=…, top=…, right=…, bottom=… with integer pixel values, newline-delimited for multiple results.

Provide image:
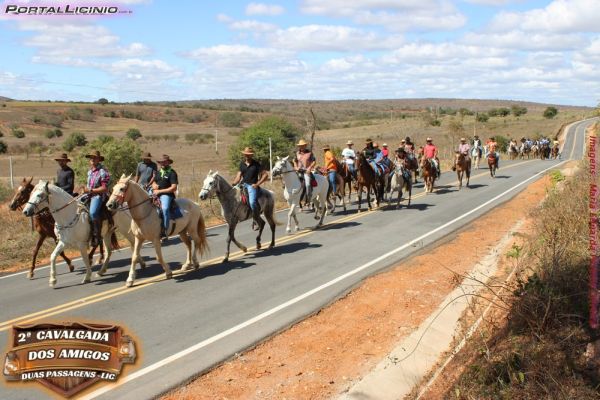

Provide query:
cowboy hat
left=157, top=154, right=174, bottom=164
left=85, top=150, right=104, bottom=161
left=460, top=137, right=466, bottom=141
left=426, top=137, right=433, bottom=142
left=346, top=140, right=354, bottom=145
left=400, top=139, right=406, bottom=143
left=241, top=147, right=255, bottom=155
left=54, top=153, right=71, bottom=162
left=322, top=144, right=331, bottom=150
left=142, top=152, right=152, bottom=160
left=296, top=139, right=308, bottom=146
left=382, top=143, right=388, bottom=147
left=365, top=138, right=373, bottom=143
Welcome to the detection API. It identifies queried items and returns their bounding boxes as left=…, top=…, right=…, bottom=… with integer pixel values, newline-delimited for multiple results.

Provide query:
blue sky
left=0, top=0, right=598, bottom=106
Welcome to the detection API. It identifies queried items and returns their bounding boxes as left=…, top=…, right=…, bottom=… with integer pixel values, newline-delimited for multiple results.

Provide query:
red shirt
left=424, top=144, right=437, bottom=159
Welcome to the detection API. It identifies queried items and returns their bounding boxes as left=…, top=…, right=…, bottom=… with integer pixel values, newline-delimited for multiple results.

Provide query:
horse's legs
left=254, top=212, right=266, bottom=250
left=367, top=184, right=372, bottom=210
left=79, top=244, right=93, bottom=284
left=152, top=237, right=173, bottom=280
left=126, top=237, right=143, bottom=287
left=286, top=203, right=294, bottom=233
left=178, top=232, right=193, bottom=271
left=357, top=184, right=363, bottom=212
left=29, top=234, right=45, bottom=279
left=96, top=227, right=114, bottom=277
left=264, top=204, right=277, bottom=249
left=48, top=241, right=64, bottom=287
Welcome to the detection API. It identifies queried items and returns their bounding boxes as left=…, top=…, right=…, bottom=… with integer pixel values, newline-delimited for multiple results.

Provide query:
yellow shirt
left=324, top=151, right=337, bottom=172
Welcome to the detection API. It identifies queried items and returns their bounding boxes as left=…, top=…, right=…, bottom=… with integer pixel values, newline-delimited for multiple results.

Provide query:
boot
left=251, top=208, right=261, bottom=231
left=90, top=220, right=102, bottom=247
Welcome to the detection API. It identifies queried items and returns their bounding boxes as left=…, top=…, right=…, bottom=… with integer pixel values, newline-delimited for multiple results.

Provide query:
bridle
left=112, top=181, right=152, bottom=211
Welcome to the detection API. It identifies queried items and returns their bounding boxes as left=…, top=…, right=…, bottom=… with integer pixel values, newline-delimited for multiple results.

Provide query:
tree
left=219, top=111, right=243, bottom=127
left=126, top=128, right=142, bottom=141
left=97, top=98, right=109, bottom=105
left=228, top=116, right=300, bottom=171
left=543, top=106, right=559, bottom=119
left=72, top=137, right=141, bottom=185
left=12, top=129, right=25, bottom=138
left=476, top=113, right=489, bottom=123
left=0, top=140, right=7, bottom=154
left=63, top=132, right=87, bottom=151
left=494, top=135, right=510, bottom=152
left=511, top=105, right=528, bottom=117
left=447, top=118, right=465, bottom=148
left=498, top=107, right=511, bottom=117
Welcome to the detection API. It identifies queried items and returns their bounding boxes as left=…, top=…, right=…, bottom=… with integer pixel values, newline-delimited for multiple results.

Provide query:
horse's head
left=23, top=180, right=50, bottom=217
left=9, top=177, right=34, bottom=211
left=199, top=170, right=219, bottom=201
left=107, top=174, right=133, bottom=210
left=271, top=156, right=291, bottom=177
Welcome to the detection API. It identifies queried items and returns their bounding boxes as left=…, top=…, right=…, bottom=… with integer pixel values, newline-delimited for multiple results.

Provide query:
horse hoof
left=95, top=272, right=104, bottom=278
left=27, top=272, right=34, bottom=279
left=256, top=243, right=262, bottom=250
left=49, top=280, right=56, bottom=287
left=126, top=280, right=134, bottom=288
left=193, top=263, right=200, bottom=271
left=286, top=228, right=292, bottom=234
left=295, top=226, right=300, bottom=232
left=82, top=277, right=91, bottom=284
left=180, top=264, right=190, bottom=272
left=222, top=257, right=229, bottom=263
left=68, top=265, right=75, bottom=272
left=241, top=247, right=248, bottom=253
left=140, top=262, right=147, bottom=269
left=165, top=272, right=173, bottom=280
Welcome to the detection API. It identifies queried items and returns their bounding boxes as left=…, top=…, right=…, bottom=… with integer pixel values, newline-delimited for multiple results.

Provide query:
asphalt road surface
left=0, top=118, right=595, bottom=400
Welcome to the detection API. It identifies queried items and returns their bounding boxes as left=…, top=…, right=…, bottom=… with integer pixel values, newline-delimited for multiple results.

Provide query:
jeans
left=243, top=183, right=259, bottom=211
left=347, top=163, right=356, bottom=179
left=328, top=171, right=337, bottom=194
left=89, top=195, right=102, bottom=221
left=160, top=194, right=172, bottom=231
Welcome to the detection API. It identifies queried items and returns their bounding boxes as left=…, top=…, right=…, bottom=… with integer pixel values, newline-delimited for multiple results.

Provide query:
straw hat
left=54, top=153, right=71, bottom=162
left=296, top=139, right=308, bottom=146
left=346, top=140, right=354, bottom=145
left=85, top=150, right=104, bottom=161
left=460, top=137, right=466, bottom=141
left=241, top=147, right=255, bottom=155
left=157, top=154, right=174, bottom=164
left=426, top=137, right=433, bottom=142
left=400, top=139, right=406, bottom=143
left=322, top=144, right=331, bottom=150
left=382, top=143, right=388, bottom=147
left=141, top=152, right=152, bottom=160
left=365, top=138, right=373, bottom=143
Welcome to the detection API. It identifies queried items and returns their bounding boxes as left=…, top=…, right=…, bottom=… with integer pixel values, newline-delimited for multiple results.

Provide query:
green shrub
left=476, top=113, right=489, bottom=123
left=63, top=132, right=87, bottom=151
left=219, top=111, right=243, bottom=127
left=493, top=134, right=509, bottom=152
left=12, top=129, right=25, bottom=138
left=44, top=129, right=56, bottom=138
left=0, top=140, right=7, bottom=154
left=543, top=106, right=558, bottom=119
left=126, top=128, right=142, bottom=141
left=511, top=105, right=528, bottom=117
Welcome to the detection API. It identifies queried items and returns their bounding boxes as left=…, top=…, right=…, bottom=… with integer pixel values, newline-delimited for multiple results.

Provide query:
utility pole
left=269, top=137, right=273, bottom=184
left=215, top=112, right=218, bottom=153
left=9, top=156, right=14, bottom=188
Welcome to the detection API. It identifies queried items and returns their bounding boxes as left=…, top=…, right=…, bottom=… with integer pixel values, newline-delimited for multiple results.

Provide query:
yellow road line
left=0, top=159, right=537, bottom=331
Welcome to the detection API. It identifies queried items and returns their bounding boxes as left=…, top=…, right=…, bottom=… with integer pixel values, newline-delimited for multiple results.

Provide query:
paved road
left=0, top=118, right=595, bottom=399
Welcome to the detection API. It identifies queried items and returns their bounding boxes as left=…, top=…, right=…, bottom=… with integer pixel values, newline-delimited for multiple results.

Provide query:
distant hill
left=0, top=96, right=13, bottom=102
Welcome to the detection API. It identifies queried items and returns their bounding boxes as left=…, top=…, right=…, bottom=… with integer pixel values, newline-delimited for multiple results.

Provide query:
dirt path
left=161, top=173, right=554, bottom=400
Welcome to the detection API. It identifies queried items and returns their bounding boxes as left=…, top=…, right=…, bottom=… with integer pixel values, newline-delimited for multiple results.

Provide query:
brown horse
left=487, top=153, right=497, bottom=178
left=340, top=162, right=354, bottom=202
left=420, top=158, right=436, bottom=193
left=355, top=153, right=384, bottom=211
left=551, top=144, right=559, bottom=159
left=8, top=177, right=75, bottom=278
left=454, top=152, right=471, bottom=189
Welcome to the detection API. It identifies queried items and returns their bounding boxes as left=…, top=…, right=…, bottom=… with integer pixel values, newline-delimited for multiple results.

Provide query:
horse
left=531, top=144, right=539, bottom=159
left=487, top=153, right=497, bottom=178
left=324, top=161, right=347, bottom=214
left=272, top=156, right=330, bottom=232
left=519, top=143, right=530, bottom=160
left=9, top=177, right=75, bottom=278
left=540, top=143, right=549, bottom=160
left=420, top=158, right=437, bottom=193
left=551, top=144, right=559, bottom=159
left=107, top=175, right=208, bottom=287
left=198, top=171, right=278, bottom=263
left=508, top=142, right=518, bottom=160
left=471, top=146, right=482, bottom=169
left=387, top=163, right=412, bottom=209
left=339, top=161, right=354, bottom=203
left=454, top=152, right=471, bottom=189
left=355, top=153, right=384, bottom=211
left=22, top=181, right=123, bottom=287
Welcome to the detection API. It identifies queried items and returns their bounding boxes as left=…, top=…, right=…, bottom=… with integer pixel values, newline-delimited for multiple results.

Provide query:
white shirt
left=342, top=147, right=356, bottom=164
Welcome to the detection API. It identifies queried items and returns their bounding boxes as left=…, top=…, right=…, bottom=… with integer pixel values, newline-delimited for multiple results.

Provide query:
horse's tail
left=110, top=232, right=120, bottom=250
left=195, top=214, right=209, bottom=256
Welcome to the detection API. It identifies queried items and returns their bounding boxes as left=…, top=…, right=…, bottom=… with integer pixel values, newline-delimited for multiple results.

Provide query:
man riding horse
left=452, top=137, right=471, bottom=171
left=363, top=139, right=390, bottom=176
left=293, top=139, right=316, bottom=210
left=341, top=140, right=357, bottom=180
left=82, top=150, right=110, bottom=247
left=423, top=137, right=440, bottom=178
left=152, top=154, right=179, bottom=239
left=232, top=147, right=269, bottom=230
left=322, top=144, right=339, bottom=196
left=55, top=153, right=75, bottom=197
left=486, top=136, right=500, bottom=169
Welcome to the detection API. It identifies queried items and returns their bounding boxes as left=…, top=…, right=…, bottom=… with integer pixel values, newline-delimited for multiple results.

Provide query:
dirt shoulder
left=161, top=168, right=557, bottom=400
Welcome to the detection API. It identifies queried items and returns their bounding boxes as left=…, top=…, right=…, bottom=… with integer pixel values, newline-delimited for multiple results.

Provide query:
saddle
left=79, top=195, right=114, bottom=227
left=369, top=158, right=391, bottom=176
left=298, top=171, right=318, bottom=187
left=151, top=195, right=184, bottom=220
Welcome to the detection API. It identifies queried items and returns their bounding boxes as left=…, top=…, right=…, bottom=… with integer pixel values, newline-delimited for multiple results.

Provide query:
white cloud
left=245, top=2, right=285, bottom=16
left=382, top=43, right=506, bottom=64
left=463, top=30, right=584, bottom=51
left=267, top=25, right=404, bottom=51
left=488, top=0, right=600, bottom=33
left=463, top=0, right=518, bottom=5
left=229, top=19, right=278, bottom=32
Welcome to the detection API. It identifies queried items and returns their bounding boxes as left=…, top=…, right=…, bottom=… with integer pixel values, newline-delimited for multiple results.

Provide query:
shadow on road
left=315, top=221, right=361, bottom=231
left=465, top=184, right=488, bottom=189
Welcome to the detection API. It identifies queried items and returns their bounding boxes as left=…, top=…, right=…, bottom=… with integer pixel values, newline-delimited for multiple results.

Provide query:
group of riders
left=507, top=137, right=560, bottom=160
left=51, top=132, right=557, bottom=246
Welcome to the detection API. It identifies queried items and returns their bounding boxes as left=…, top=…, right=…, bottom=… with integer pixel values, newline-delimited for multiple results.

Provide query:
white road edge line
left=80, top=158, right=568, bottom=400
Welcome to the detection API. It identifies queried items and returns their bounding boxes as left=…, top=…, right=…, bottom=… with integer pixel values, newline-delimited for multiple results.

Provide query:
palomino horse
left=531, top=144, right=540, bottom=159
left=23, top=181, right=122, bottom=287
left=551, top=144, right=560, bottom=159
left=107, top=175, right=208, bottom=287
left=9, top=177, right=74, bottom=278
left=508, top=142, right=518, bottom=160
left=454, top=152, right=471, bottom=189
left=420, top=158, right=437, bottom=193
left=471, top=145, right=482, bottom=169
left=272, top=157, right=330, bottom=232
left=355, top=153, right=384, bottom=211
left=487, top=153, right=498, bottom=178
left=198, top=171, right=278, bottom=263
left=387, top=163, right=412, bottom=209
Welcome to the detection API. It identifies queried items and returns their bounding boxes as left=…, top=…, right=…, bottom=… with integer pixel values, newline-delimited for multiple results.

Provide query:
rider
left=232, top=147, right=268, bottom=229
left=381, top=143, right=389, bottom=158
left=323, top=144, right=338, bottom=196
left=293, top=139, right=316, bottom=208
left=135, top=152, right=157, bottom=193
left=404, top=137, right=416, bottom=154
left=453, top=137, right=471, bottom=171
left=341, top=140, right=357, bottom=180
left=82, top=150, right=110, bottom=247
left=487, top=137, right=500, bottom=169
left=423, top=137, right=440, bottom=177
left=54, top=153, right=75, bottom=196
left=152, top=154, right=178, bottom=239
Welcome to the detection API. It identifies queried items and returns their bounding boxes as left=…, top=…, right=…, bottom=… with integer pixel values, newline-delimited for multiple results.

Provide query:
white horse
left=471, top=143, right=482, bottom=170
left=107, top=175, right=209, bottom=287
left=22, top=181, right=137, bottom=287
left=271, top=156, right=330, bottom=233
left=198, top=171, right=279, bottom=262
left=387, top=164, right=412, bottom=209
